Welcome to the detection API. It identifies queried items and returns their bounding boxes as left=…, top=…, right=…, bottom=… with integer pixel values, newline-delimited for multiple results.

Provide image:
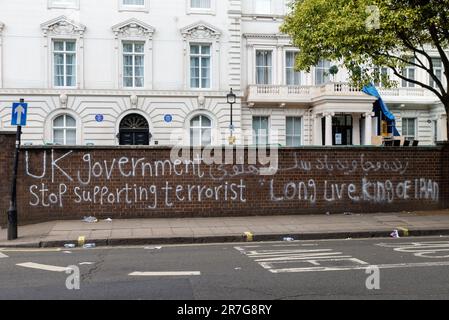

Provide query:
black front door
left=332, top=115, right=353, bottom=145
left=119, top=114, right=151, bottom=146
left=119, top=130, right=150, bottom=145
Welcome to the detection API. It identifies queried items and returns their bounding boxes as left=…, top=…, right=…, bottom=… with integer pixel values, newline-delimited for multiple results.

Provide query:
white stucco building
left=0, top=0, right=447, bottom=147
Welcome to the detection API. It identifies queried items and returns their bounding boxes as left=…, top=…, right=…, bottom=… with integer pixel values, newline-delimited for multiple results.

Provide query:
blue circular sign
left=164, top=114, right=173, bottom=123
left=95, top=114, right=104, bottom=122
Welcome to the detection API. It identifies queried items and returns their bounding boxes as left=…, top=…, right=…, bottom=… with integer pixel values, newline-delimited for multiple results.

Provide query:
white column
left=324, top=112, right=333, bottom=146
left=364, top=112, right=373, bottom=145
left=440, top=114, right=448, bottom=141
left=247, top=44, right=254, bottom=85
left=0, top=23, right=3, bottom=88
left=352, top=114, right=360, bottom=145
left=313, top=114, right=322, bottom=145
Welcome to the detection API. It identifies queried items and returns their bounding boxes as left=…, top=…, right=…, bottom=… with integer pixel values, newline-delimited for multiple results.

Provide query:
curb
left=2, top=228, right=449, bottom=248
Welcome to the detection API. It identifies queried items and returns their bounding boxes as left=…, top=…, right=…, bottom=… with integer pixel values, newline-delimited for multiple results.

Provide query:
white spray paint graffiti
left=24, top=150, right=439, bottom=209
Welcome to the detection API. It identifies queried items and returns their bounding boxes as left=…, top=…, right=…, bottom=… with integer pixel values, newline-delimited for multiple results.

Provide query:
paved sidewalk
left=1, top=210, right=449, bottom=248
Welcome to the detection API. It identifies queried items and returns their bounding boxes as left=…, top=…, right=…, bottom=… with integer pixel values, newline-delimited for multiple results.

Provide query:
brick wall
left=0, top=132, right=447, bottom=226
left=0, top=133, right=15, bottom=226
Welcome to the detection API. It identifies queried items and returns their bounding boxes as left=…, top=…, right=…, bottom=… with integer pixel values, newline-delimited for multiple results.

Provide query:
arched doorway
left=118, top=114, right=151, bottom=145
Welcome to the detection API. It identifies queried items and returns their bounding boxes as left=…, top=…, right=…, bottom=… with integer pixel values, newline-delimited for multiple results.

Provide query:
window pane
left=123, top=0, right=144, bottom=5
left=54, top=116, right=64, bottom=127
left=66, top=115, right=76, bottom=127
left=191, top=116, right=200, bottom=127
left=190, top=45, right=200, bottom=55
left=201, top=45, right=210, bottom=55
left=191, top=0, right=211, bottom=8
left=65, top=41, right=76, bottom=52
left=135, top=55, right=144, bottom=66
left=53, top=129, right=64, bottom=145
left=190, top=128, right=200, bottom=146
left=201, top=129, right=212, bottom=145
left=66, top=130, right=76, bottom=145
left=123, top=43, right=133, bottom=53
left=54, top=41, right=64, bottom=51
left=202, top=116, right=211, bottom=127
left=135, top=77, right=144, bottom=87
left=134, top=43, right=144, bottom=53
left=124, top=77, right=133, bottom=87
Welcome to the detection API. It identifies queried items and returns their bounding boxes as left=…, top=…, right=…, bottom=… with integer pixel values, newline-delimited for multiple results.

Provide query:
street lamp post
left=227, top=88, right=237, bottom=145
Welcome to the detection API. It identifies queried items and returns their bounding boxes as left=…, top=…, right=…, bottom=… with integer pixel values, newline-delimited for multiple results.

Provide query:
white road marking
left=0, top=252, right=9, bottom=259
left=236, top=246, right=369, bottom=273
left=16, top=262, right=70, bottom=272
left=129, top=271, right=201, bottom=276
left=269, top=261, right=449, bottom=273
left=0, top=248, right=61, bottom=253
left=377, top=241, right=449, bottom=259
left=79, top=262, right=95, bottom=265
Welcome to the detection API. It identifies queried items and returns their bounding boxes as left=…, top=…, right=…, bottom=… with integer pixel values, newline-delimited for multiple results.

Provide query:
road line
left=129, top=271, right=201, bottom=276
left=0, top=252, right=9, bottom=259
left=269, top=261, right=449, bottom=273
left=16, top=262, right=70, bottom=272
left=0, top=248, right=61, bottom=253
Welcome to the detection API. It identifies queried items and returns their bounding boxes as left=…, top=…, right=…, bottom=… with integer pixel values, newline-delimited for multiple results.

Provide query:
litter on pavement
left=144, top=246, right=162, bottom=250
left=243, top=232, right=254, bottom=242
left=103, top=218, right=112, bottom=222
left=78, top=236, right=86, bottom=246
left=390, top=230, right=400, bottom=238
left=82, top=216, right=98, bottom=223
left=283, top=237, right=295, bottom=242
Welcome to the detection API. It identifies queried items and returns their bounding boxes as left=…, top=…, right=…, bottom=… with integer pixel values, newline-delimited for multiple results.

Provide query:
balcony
left=246, top=83, right=441, bottom=106
left=378, top=87, right=440, bottom=104
left=246, top=83, right=370, bottom=106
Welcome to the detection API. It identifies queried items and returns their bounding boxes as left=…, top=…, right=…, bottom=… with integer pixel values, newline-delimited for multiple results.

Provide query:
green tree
left=281, top=0, right=449, bottom=136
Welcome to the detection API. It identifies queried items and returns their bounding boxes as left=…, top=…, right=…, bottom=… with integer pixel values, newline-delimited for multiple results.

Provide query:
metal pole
left=7, top=98, right=23, bottom=240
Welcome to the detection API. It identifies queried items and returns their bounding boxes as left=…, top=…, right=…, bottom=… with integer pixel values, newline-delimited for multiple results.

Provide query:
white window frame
left=189, top=43, right=212, bottom=89
left=190, top=114, right=213, bottom=146
left=51, top=113, right=78, bottom=146
left=122, top=41, right=145, bottom=89
left=315, top=60, right=331, bottom=85
left=401, top=58, right=416, bottom=88
left=286, top=116, right=302, bottom=147
left=430, top=57, right=444, bottom=89
left=252, top=116, right=270, bottom=145
left=253, top=0, right=272, bottom=15
left=285, top=50, right=301, bottom=86
left=255, top=49, right=273, bottom=85
left=112, top=19, right=155, bottom=90
left=48, top=0, right=79, bottom=9
left=118, top=0, right=149, bottom=12
left=187, top=0, right=216, bottom=15
left=181, top=22, right=221, bottom=91
left=41, top=17, right=86, bottom=89
left=52, top=39, right=77, bottom=88
left=401, top=117, right=417, bottom=140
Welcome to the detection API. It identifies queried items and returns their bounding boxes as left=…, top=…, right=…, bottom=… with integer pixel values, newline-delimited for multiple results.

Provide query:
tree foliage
left=281, top=0, right=449, bottom=108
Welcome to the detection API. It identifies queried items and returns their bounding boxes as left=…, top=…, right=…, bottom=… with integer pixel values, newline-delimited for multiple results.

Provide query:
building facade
left=0, top=0, right=447, bottom=147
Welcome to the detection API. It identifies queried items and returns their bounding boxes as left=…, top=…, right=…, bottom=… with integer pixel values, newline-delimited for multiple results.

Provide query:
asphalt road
left=1, top=236, right=449, bottom=300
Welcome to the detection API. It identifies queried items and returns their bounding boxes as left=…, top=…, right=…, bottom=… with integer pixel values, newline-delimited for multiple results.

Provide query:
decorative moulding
left=41, top=16, right=86, bottom=37
left=181, top=21, right=222, bottom=41
left=112, top=19, right=155, bottom=40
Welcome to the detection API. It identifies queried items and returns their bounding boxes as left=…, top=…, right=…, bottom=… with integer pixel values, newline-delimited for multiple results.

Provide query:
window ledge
left=118, top=7, right=149, bottom=13
left=187, top=9, right=216, bottom=16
